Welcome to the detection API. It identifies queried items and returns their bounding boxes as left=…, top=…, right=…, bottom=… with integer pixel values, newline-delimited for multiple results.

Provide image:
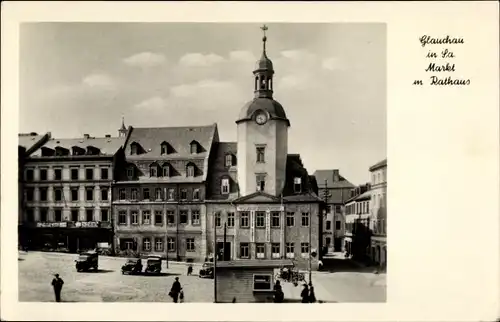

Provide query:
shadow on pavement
left=77, top=269, right=115, bottom=274
left=143, top=272, right=180, bottom=277
left=321, top=257, right=377, bottom=273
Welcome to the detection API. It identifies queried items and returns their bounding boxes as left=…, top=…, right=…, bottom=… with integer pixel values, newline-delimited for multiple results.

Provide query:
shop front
left=23, top=221, right=113, bottom=253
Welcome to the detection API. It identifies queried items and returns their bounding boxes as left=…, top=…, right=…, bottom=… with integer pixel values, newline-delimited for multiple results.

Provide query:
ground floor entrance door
left=216, top=242, right=231, bottom=261
left=334, top=238, right=342, bottom=252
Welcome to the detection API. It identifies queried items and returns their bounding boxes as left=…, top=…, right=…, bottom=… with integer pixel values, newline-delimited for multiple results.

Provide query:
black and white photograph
left=17, top=22, right=386, bottom=303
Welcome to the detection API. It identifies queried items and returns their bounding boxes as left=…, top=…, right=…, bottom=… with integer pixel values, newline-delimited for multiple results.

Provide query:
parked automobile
left=121, top=258, right=143, bottom=275
left=199, top=261, right=214, bottom=279
left=75, top=251, right=98, bottom=272
left=144, top=255, right=162, bottom=275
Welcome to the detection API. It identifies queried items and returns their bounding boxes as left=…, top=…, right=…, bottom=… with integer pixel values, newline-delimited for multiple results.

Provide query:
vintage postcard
left=1, top=1, right=499, bottom=321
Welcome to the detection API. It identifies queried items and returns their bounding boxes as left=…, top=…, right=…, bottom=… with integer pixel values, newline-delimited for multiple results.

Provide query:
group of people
left=300, top=282, right=316, bottom=303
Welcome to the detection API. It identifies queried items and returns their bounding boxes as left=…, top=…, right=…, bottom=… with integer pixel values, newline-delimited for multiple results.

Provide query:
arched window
left=190, top=141, right=199, bottom=154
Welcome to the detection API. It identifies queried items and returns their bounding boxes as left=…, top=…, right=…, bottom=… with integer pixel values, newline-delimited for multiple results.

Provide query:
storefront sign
left=74, top=221, right=99, bottom=228
left=36, top=222, right=67, bottom=228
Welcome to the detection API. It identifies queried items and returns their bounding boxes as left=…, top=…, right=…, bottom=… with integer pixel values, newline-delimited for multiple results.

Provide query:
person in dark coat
left=273, top=280, right=284, bottom=303
left=51, top=274, right=64, bottom=302
left=187, top=264, right=193, bottom=276
left=300, top=283, right=309, bottom=303
left=170, top=277, right=182, bottom=303
left=308, top=283, right=316, bottom=303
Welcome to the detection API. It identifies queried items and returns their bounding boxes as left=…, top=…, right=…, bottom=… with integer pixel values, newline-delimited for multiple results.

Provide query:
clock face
left=255, top=112, right=268, bottom=125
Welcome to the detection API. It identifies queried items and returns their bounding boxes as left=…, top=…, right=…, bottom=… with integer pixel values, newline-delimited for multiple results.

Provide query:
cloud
left=170, top=79, right=235, bottom=98
left=229, top=50, right=256, bottom=63
left=276, top=74, right=316, bottom=90
left=179, top=53, right=225, bottom=67
left=322, top=56, right=344, bottom=71
left=134, top=96, right=168, bottom=110
left=280, top=49, right=317, bottom=62
left=123, top=52, right=166, bottom=67
left=82, top=73, right=115, bottom=89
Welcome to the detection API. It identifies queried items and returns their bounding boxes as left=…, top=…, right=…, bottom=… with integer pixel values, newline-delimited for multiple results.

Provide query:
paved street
left=18, top=251, right=213, bottom=302
left=19, top=251, right=385, bottom=303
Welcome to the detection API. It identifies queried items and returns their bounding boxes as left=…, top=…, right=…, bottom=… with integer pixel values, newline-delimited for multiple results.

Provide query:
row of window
left=25, top=187, right=109, bottom=203
left=141, top=163, right=199, bottom=179
left=25, top=167, right=109, bottom=182
left=345, top=219, right=370, bottom=234
left=345, top=200, right=370, bottom=215
left=25, top=208, right=109, bottom=223
left=119, top=237, right=196, bottom=252
left=373, top=219, right=387, bottom=235
left=326, top=205, right=342, bottom=214
left=325, top=220, right=342, bottom=231
left=240, top=242, right=310, bottom=259
left=131, top=141, right=202, bottom=156
left=215, top=211, right=310, bottom=228
left=372, top=170, right=387, bottom=185
left=118, top=187, right=201, bottom=201
left=118, top=209, right=201, bottom=226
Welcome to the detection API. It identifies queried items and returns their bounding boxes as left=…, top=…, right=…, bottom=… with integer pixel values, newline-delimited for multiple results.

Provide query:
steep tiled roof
left=122, top=124, right=218, bottom=182
left=282, top=154, right=322, bottom=202
left=19, top=134, right=44, bottom=149
left=124, top=124, right=217, bottom=159
left=369, top=159, right=387, bottom=171
left=313, top=169, right=355, bottom=189
left=206, top=142, right=238, bottom=200
left=30, top=136, right=124, bottom=157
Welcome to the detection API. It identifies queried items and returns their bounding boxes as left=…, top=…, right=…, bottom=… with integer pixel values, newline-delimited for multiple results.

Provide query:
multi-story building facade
left=110, top=28, right=322, bottom=269
left=343, top=184, right=371, bottom=261
left=18, top=132, right=51, bottom=245
left=369, top=159, right=387, bottom=268
left=112, top=124, right=217, bottom=261
left=19, top=132, right=125, bottom=252
left=313, top=169, right=354, bottom=253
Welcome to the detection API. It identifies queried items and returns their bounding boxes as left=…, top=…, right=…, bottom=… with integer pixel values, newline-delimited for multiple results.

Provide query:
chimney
left=105, top=134, right=111, bottom=138
left=83, top=134, right=90, bottom=139
left=332, top=169, right=339, bottom=182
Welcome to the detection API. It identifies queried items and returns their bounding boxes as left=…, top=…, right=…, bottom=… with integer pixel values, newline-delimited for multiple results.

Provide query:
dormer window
left=186, top=163, right=195, bottom=177
left=72, top=146, right=85, bottom=156
left=162, top=163, right=171, bottom=177
left=161, top=142, right=173, bottom=155
left=41, top=147, right=55, bottom=157
left=294, top=177, right=302, bottom=193
left=86, top=146, right=101, bottom=155
left=221, top=178, right=230, bottom=194
left=190, top=141, right=199, bottom=154
left=55, top=146, right=69, bottom=156
left=130, top=142, right=143, bottom=155
left=225, top=154, right=234, bottom=167
left=127, top=166, right=134, bottom=179
left=150, top=164, right=158, bottom=177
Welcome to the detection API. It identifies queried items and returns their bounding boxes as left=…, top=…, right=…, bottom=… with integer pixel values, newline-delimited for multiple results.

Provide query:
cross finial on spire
left=261, top=24, right=268, bottom=53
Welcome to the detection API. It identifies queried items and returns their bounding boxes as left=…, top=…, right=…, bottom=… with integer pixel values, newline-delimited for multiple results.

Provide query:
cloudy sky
left=19, top=23, right=386, bottom=185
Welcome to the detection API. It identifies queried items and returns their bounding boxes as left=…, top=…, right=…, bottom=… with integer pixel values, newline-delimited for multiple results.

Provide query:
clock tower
left=236, top=25, right=290, bottom=197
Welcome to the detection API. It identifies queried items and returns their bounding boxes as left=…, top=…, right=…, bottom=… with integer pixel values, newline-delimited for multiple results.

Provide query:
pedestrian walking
left=318, top=259, right=323, bottom=271
left=308, top=283, right=316, bottom=303
left=51, top=274, right=64, bottom=302
left=273, top=280, right=284, bottom=303
left=300, top=283, right=309, bottom=303
left=169, top=277, right=182, bottom=303
left=187, top=264, right=193, bottom=276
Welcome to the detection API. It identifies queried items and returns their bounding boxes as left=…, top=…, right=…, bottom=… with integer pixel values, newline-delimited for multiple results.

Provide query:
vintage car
left=198, top=261, right=214, bottom=279
left=121, top=258, right=143, bottom=275
left=144, top=255, right=162, bottom=274
left=75, top=251, right=98, bottom=272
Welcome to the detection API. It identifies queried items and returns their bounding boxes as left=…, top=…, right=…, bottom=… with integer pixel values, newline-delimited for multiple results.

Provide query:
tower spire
left=119, top=114, right=127, bottom=137
left=253, top=24, right=274, bottom=99
left=261, top=24, right=268, bottom=55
